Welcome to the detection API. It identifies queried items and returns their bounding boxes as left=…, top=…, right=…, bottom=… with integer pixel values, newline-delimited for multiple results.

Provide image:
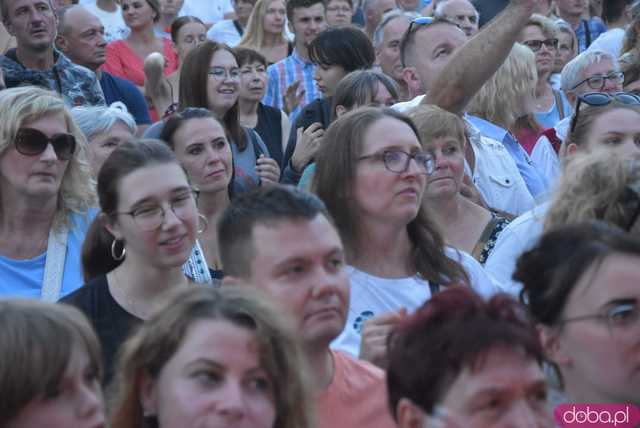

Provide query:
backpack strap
left=553, top=90, right=566, bottom=120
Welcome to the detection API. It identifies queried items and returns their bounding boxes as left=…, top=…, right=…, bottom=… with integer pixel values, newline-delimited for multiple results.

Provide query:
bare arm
left=424, top=0, right=539, bottom=114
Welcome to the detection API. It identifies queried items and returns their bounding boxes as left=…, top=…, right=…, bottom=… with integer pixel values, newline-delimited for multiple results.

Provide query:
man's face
left=556, top=0, right=586, bottom=17
left=57, top=7, right=107, bottom=70
left=376, top=16, right=410, bottom=83
left=289, top=3, right=327, bottom=48
left=5, top=0, right=57, bottom=52
left=240, top=215, right=350, bottom=350
left=440, top=0, right=478, bottom=38
left=408, top=23, right=467, bottom=93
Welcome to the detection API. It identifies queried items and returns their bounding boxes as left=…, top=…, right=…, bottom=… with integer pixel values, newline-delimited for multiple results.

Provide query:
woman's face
left=172, top=117, right=233, bottom=195
left=6, top=346, right=104, bottom=428
left=424, top=135, right=465, bottom=200
left=582, top=108, right=640, bottom=155
left=107, top=163, right=198, bottom=269
left=521, top=25, right=555, bottom=77
left=234, top=0, right=255, bottom=22
left=325, top=0, right=352, bottom=27
left=262, top=0, right=286, bottom=35
left=122, top=0, right=157, bottom=29
left=142, top=319, right=277, bottom=428
left=554, top=31, right=575, bottom=74
left=371, top=82, right=396, bottom=107
left=207, top=49, right=240, bottom=118
left=353, top=116, right=427, bottom=226
left=174, top=22, right=207, bottom=62
left=238, top=60, right=268, bottom=103
left=0, top=112, right=71, bottom=201
left=553, top=253, right=640, bottom=403
left=87, top=121, right=134, bottom=178
left=314, top=64, right=347, bottom=97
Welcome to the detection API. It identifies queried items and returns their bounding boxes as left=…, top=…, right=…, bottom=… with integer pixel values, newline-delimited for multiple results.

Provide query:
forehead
left=442, top=0, right=476, bottom=15
left=8, top=0, right=52, bottom=12
left=416, top=22, right=466, bottom=52
left=327, top=0, right=350, bottom=6
left=570, top=254, right=640, bottom=307
left=521, top=24, right=545, bottom=41
left=67, top=8, right=102, bottom=29
left=292, top=3, right=325, bottom=19
left=590, top=108, right=640, bottom=134
left=177, top=21, right=206, bottom=37
left=384, top=16, right=410, bottom=39
left=117, top=163, right=189, bottom=206
left=581, top=58, right=614, bottom=78
left=361, top=116, right=421, bottom=152
left=210, top=49, right=238, bottom=67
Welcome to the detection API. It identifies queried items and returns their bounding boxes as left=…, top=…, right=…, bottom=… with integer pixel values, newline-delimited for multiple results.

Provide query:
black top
left=60, top=275, right=141, bottom=386
left=255, top=103, right=284, bottom=167
left=473, top=0, right=508, bottom=27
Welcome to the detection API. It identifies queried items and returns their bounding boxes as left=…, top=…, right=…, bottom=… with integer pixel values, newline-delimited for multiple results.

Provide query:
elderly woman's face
left=87, top=121, right=134, bottom=177
left=0, top=112, right=72, bottom=200
left=424, top=135, right=465, bottom=201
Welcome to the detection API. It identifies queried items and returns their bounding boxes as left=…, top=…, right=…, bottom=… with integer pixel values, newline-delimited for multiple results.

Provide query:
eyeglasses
left=571, top=71, right=625, bottom=91
left=569, top=92, right=640, bottom=134
left=522, top=38, right=558, bottom=52
left=358, top=149, right=435, bottom=175
left=208, top=66, right=241, bottom=81
left=406, top=16, right=435, bottom=36
left=14, top=128, right=76, bottom=161
left=115, top=190, right=198, bottom=231
left=561, top=301, right=640, bottom=343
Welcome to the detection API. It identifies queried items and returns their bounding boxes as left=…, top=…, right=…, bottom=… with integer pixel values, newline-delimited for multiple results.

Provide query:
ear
left=538, top=324, right=571, bottom=366
left=402, top=67, right=421, bottom=95
left=566, top=92, right=576, bottom=107
left=335, top=104, right=347, bottom=117
left=101, top=212, right=123, bottom=241
left=565, top=142, right=578, bottom=157
left=139, top=371, right=159, bottom=418
left=396, top=398, right=428, bottom=428
left=55, top=34, right=68, bottom=52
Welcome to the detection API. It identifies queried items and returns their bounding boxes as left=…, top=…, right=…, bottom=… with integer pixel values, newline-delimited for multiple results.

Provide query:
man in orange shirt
left=220, top=185, right=396, bottom=428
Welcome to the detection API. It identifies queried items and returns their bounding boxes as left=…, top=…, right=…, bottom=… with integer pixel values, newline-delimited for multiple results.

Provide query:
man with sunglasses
left=0, top=0, right=106, bottom=107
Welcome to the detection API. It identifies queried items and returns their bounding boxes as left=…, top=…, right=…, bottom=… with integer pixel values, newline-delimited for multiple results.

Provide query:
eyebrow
left=272, top=246, right=344, bottom=269
left=469, top=379, right=548, bottom=397
left=129, top=186, right=192, bottom=208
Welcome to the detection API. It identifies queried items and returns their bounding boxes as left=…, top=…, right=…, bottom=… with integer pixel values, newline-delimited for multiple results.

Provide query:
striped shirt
left=263, top=49, right=321, bottom=123
left=574, top=18, right=607, bottom=53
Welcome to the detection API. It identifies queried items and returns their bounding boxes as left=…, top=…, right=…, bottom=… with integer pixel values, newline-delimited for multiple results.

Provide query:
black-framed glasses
left=522, top=38, right=558, bottom=52
left=560, top=301, right=640, bottom=343
left=358, top=149, right=435, bottom=175
left=569, top=92, right=640, bottom=134
left=570, top=71, right=625, bottom=91
left=14, top=128, right=76, bottom=161
left=115, top=190, right=198, bottom=231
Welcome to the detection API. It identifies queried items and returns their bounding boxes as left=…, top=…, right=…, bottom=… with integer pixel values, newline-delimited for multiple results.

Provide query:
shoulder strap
left=583, top=19, right=591, bottom=48
left=232, top=20, right=244, bottom=36
left=41, top=227, right=69, bottom=302
left=471, top=216, right=501, bottom=261
left=429, top=282, right=441, bottom=295
left=553, top=90, right=565, bottom=120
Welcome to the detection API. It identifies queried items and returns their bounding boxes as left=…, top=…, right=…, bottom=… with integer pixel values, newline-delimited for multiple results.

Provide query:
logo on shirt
left=353, top=310, right=374, bottom=333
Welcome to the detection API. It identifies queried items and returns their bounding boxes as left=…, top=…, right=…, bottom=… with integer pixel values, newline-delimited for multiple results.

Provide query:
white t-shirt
left=180, top=0, right=234, bottom=27
left=82, top=2, right=129, bottom=42
left=587, top=27, right=625, bottom=59
left=330, top=247, right=505, bottom=357
left=207, top=19, right=242, bottom=47
left=532, top=115, right=570, bottom=185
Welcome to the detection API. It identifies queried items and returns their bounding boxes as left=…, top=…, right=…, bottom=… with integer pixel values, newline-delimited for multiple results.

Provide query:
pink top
left=316, top=351, right=396, bottom=428
left=103, top=38, right=178, bottom=87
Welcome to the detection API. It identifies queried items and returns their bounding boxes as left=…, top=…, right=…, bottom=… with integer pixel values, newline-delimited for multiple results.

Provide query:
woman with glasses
left=313, top=107, right=503, bottom=367
left=0, top=87, right=96, bottom=300
left=550, top=19, right=578, bottom=90
left=515, top=221, right=640, bottom=405
left=61, top=139, right=200, bottom=385
left=160, top=108, right=232, bottom=279
left=518, top=15, right=573, bottom=130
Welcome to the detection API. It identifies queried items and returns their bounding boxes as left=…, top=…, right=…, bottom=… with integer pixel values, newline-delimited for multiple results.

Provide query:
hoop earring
left=197, top=214, right=208, bottom=234
left=111, top=239, right=126, bottom=261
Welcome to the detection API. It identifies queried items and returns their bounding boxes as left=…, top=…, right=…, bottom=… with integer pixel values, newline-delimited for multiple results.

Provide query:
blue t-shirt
left=99, top=71, right=152, bottom=125
left=0, top=210, right=97, bottom=299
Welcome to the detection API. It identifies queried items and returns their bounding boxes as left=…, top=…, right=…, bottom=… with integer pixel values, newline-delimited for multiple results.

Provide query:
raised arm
left=424, top=0, right=539, bottom=114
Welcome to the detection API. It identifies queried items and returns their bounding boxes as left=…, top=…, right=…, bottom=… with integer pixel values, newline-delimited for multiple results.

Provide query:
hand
left=359, top=308, right=408, bottom=369
left=256, top=155, right=281, bottom=184
left=460, top=174, right=488, bottom=209
left=291, top=122, right=324, bottom=173
left=283, top=81, right=305, bottom=115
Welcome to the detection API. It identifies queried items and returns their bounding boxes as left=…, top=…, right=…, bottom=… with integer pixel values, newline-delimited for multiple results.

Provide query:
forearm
left=424, top=1, right=536, bottom=114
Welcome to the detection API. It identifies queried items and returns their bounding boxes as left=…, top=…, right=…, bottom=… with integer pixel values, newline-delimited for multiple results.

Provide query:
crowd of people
left=1, top=0, right=640, bottom=426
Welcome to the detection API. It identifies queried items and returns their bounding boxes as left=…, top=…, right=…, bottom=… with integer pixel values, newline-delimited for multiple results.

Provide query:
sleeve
left=119, top=79, right=152, bottom=125
left=102, top=41, right=127, bottom=79
left=445, top=247, right=506, bottom=297
left=262, top=65, right=281, bottom=109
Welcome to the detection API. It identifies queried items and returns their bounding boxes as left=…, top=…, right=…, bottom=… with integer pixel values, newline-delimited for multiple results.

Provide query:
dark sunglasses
left=14, top=128, right=76, bottom=161
left=569, top=92, right=640, bottom=134
left=522, top=38, right=558, bottom=52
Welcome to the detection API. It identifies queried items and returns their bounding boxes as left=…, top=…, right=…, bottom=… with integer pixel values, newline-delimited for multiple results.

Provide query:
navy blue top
left=99, top=71, right=152, bottom=125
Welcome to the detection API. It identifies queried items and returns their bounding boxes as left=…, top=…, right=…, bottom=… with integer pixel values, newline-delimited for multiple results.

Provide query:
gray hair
left=434, top=0, right=479, bottom=21
left=372, top=10, right=419, bottom=48
left=71, top=104, right=137, bottom=141
left=561, top=49, right=620, bottom=93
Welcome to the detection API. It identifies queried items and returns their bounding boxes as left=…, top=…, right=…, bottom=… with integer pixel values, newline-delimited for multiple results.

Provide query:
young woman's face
left=583, top=108, right=640, bottom=155
left=313, top=64, right=346, bottom=97
left=553, top=253, right=640, bottom=404
left=6, top=346, right=104, bottom=428
left=87, top=121, right=134, bottom=178
left=172, top=117, right=233, bottom=195
left=122, top=0, right=157, bottom=29
left=424, top=135, right=465, bottom=200
left=262, top=0, right=286, bottom=35
left=207, top=50, right=240, bottom=118
left=353, top=117, right=427, bottom=226
left=370, top=82, right=396, bottom=107
left=174, top=22, right=207, bottom=62
left=238, top=60, right=268, bottom=102
left=142, top=319, right=277, bottom=428
left=107, top=163, right=198, bottom=269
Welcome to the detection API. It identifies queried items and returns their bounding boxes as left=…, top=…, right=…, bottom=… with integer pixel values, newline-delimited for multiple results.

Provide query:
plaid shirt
left=262, top=49, right=321, bottom=123
left=575, top=17, right=607, bottom=52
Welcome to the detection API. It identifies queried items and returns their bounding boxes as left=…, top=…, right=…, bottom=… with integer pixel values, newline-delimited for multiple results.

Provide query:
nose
left=161, top=204, right=183, bottom=229
left=217, top=380, right=246, bottom=420
left=40, top=142, right=59, bottom=162
left=310, top=265, right=345, bottom=301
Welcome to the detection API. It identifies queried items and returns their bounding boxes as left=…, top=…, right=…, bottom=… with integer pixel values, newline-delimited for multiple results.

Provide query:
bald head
left=55, top=5, right=106, bottom=70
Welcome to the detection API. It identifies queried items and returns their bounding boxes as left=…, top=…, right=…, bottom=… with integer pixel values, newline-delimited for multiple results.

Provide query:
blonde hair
left=0, top=87, right=96, bottom=231
left=467, top=43, right=537, bottom=128
left=526, top=13, right=558, bottom=39
left=238, top=0, right=288, bottom=50
left=408, top=104, right=468, bottom=149
left=109, top=286, right=315, bottom=428
left=545, top=151, right=640, bottom=231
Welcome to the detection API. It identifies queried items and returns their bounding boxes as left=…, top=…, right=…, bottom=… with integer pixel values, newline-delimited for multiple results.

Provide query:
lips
left=159, top=234, right=187, bottom=251
left=304, top=306, right=342, bottom=322
left=205, top=168, right=226, bottom=179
